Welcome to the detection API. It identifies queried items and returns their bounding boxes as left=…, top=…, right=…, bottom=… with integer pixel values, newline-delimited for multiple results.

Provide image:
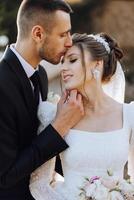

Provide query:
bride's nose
left=60, top=63, right=69, bottom=71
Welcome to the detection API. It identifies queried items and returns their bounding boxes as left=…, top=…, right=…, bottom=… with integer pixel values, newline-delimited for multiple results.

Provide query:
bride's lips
left=62, top=74, right=73, bottom=82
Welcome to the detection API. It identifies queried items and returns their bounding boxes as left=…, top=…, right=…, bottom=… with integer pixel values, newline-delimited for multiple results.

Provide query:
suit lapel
left=3, top=46, right=35, bottom=117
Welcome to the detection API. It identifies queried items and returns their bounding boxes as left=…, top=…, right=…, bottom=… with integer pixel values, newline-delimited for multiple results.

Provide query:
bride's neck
left=82, top=84, right=107, bottom=112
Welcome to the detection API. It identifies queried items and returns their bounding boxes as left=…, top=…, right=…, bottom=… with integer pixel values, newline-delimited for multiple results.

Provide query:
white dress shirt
left=10, top=44, right=36, bottom=79
left=10, top=44, right=42, bottom=101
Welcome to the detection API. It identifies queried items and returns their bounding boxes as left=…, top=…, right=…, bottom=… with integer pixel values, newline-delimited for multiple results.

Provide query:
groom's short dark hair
left=17, top=0, right=73, bottom=38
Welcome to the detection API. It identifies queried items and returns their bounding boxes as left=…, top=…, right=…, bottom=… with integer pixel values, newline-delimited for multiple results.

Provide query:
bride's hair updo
left=72, top=33, right=123, bottom=83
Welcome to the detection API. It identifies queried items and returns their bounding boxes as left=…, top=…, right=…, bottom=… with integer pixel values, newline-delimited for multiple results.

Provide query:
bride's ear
left=96, top=60, right=103, bottom=70
left=95, top=60, right=104, bottom=74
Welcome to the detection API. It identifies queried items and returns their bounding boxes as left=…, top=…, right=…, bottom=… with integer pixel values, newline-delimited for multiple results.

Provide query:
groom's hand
left=52, top=89, right=84, bottom=137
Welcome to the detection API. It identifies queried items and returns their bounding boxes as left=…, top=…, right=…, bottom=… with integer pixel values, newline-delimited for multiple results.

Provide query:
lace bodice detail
left=30, top=101, right=134, bottom=200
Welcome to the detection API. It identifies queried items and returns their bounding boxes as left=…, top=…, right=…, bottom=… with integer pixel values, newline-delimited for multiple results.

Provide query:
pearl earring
left=92, top=69, right=100, bottom=80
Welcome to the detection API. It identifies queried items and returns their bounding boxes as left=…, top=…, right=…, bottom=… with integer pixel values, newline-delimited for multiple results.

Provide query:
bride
left=29, top=33, right=134, bottom=200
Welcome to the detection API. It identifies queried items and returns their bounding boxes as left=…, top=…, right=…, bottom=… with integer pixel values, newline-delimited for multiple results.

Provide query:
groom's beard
left=39, top=45, right=46, bottom=61
left=39, top=46, right=55, bottom=64
left=38, top=39, right=53, bottom=63
left=38, top=41, right=61, bottom=65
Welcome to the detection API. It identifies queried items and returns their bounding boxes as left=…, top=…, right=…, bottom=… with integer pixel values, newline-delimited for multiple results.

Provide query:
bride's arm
left=29, top=101, right=65, bottom=200
left=127, top=102, right=134, bottom=182
left=29, top=157, right=65, bottom=200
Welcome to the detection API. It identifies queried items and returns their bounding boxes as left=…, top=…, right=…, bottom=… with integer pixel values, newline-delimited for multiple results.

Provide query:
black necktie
left=30, top=71, right=40, bottom=108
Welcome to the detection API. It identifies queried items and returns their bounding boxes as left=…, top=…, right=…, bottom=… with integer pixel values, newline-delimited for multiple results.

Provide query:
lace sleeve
left=29, top=157, right=66, bottom=200
left=37, top=101, right=57, bottom=134
left=127, top=102, right=134, bottom=182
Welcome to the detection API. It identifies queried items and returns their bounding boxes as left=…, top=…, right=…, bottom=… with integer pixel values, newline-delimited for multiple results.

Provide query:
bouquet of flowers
left=79, top=170, right=134, bottom=200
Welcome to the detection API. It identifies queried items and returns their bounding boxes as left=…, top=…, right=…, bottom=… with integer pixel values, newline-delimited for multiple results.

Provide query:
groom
left=0, top=0, right=84, bottom=199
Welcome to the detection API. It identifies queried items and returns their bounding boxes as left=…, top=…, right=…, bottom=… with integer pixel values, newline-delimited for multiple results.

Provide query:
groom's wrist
left=51, top=121, right=69, bottom=137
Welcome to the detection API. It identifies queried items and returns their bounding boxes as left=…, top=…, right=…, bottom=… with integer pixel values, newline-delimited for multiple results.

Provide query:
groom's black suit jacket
left=0, top=47, right=68, bottom=200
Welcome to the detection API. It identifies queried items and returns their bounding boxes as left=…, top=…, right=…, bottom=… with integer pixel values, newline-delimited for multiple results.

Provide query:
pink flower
left=90, top=176, right=100, bottom=184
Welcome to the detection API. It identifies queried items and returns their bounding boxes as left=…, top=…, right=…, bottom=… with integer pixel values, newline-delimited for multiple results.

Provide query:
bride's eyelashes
left=61, top=57, right=78, bottom=64
left=69, top=58, right=77, bottom=63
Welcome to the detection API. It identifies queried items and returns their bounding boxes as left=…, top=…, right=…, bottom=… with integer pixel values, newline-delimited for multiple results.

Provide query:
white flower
left=84, top=180, right=109, bottom=200
left=93, top=181, right=109, bottom=200
left=109, top=191, right=124, bottom=200
left=101, top=177, right=118, bottom=190
left=85, top=181, right=97, bottom=197
left=118, top=179, right=134, bottom=192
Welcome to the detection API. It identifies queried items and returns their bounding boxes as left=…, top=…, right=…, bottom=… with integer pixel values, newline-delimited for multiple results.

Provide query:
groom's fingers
left=53, top=89, right=84, bottom=136
left=68, top=90, right=84, bottom=115
left=68, top=90, right=77, bottom=102
left=59, top=90, right=84, bottom=114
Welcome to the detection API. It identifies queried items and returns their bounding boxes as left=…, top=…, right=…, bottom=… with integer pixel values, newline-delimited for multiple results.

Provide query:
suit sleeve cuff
left=32, top=124, right=69, bottom=163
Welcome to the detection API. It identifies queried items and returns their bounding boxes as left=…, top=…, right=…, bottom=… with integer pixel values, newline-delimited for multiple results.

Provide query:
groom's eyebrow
left=62, top=28, right=71, bottom=35
left=67, top=28, right=71, bottom=33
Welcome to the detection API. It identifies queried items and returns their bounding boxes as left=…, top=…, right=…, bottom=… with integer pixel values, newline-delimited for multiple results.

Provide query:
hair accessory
left=88, top=34, right=110, bottom=54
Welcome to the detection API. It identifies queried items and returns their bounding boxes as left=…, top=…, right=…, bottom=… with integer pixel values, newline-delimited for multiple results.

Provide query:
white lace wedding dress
left=29, top=101, right=134, bottom=200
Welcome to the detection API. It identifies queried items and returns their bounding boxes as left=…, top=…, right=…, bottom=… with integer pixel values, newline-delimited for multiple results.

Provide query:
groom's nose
left=65, top=33, right=72, bottom=48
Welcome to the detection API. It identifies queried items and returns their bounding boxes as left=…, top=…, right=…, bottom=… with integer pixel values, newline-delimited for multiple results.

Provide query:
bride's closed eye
left=69, top=58, right=78, bottom=63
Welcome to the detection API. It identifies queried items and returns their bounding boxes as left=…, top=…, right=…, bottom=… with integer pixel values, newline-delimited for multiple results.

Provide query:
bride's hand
left=52, top=89, right=84, bottom=137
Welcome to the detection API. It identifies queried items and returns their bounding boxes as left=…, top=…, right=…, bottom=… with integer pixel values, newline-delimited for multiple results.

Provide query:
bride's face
left=61, top=45, right=95, bottom=92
